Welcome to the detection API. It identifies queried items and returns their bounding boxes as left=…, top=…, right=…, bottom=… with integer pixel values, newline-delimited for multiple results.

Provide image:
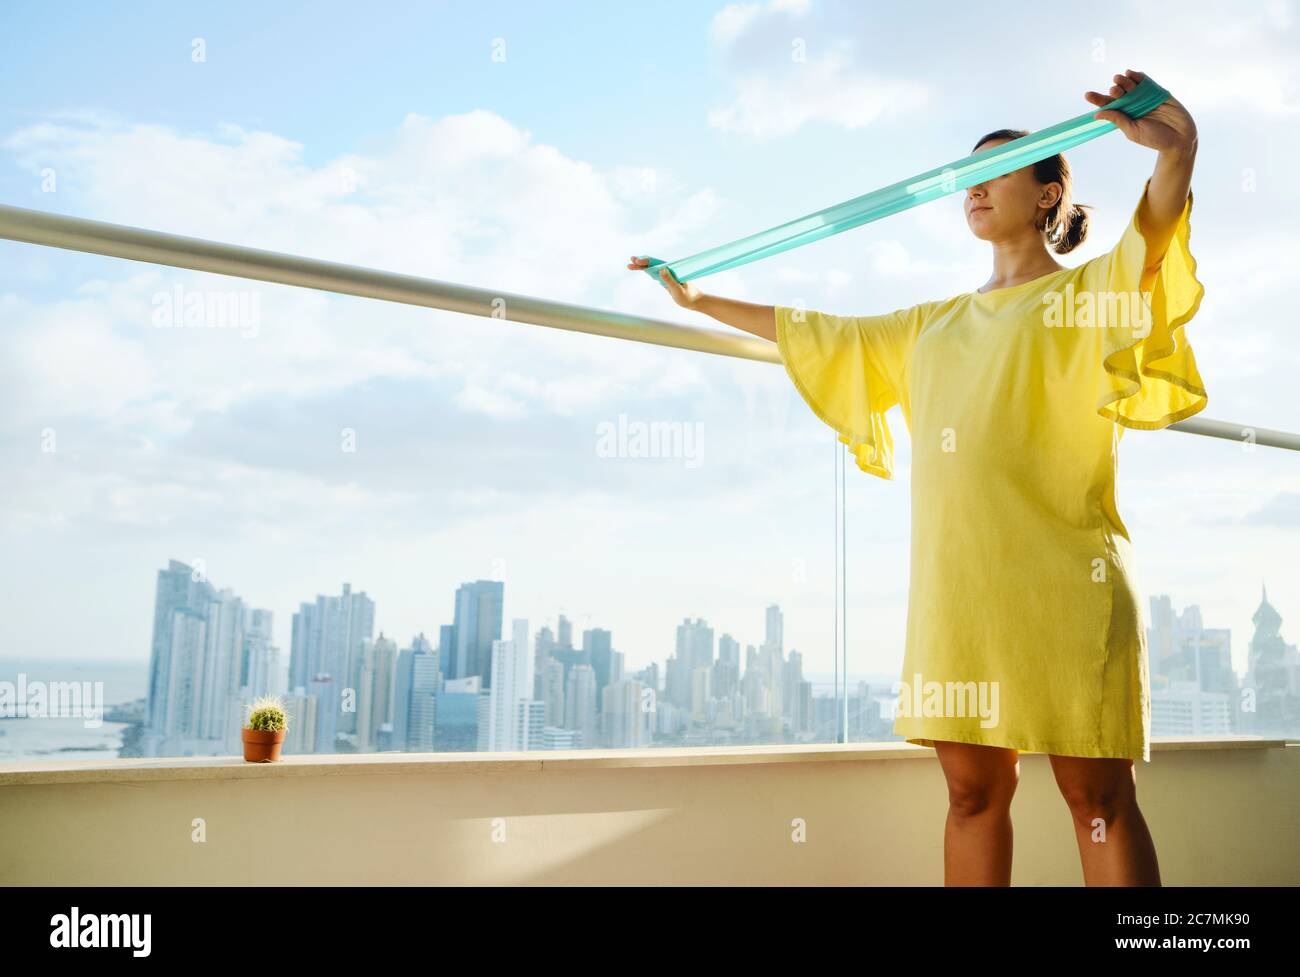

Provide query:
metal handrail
left=1, top=202, right=1296, bottom=451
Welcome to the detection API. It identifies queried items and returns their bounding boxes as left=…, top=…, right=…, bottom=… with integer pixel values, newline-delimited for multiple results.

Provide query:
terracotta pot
left=242, top=727, right=286, bottom=762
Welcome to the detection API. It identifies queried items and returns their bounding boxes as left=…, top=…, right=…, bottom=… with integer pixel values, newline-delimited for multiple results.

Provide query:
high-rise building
left=308, top=673, right=338, bottom=753
left=289, top=583, right=375, bottom=743
left=436, top=676, right=480, bottom=752
left=585, top=628, right=615, bottom=704
left=671, top=618, right=714, bottom=710
left=396, top=634, right=440, bottom=752
left=520, top=699, right=546, bottom=751
left=1151, top=680, right=1234, bottom=735
left=690, top=666, right=711, bottom=723
left=542, top=658, right=566, bottom=727
left=357, top=633, right=398, bottom=752
left=451, top=580, right=504, bottom=686
left=1147, top=595, right=1238, bottom=738
left=1243, top=585, right=1300, bottom=736
left=280, top=691, right=318, bottom=755
left=394, top=633, right=439, bottom=753
left=718, top=633, right=740, bottom=669
left=565, top=664, right=598, bottom=748
left=146, top=560, right=215, bottom=738
left=1147, top=596, right=1234, bottom=694
left=157, top=606, right=207, bottom=745
left=144, top=560, right=272, bottom=756
left=762, top=605, right=787, bottom=723
left=541, top=726, right=581, bottom=749
left=601, top=679, right=649, bottom=748
left=534, top=624, right=557, bottom=699
left=784, top=649, right=812, bottom=735
left=482, top=618, right=536, bottom=751
left=765, top=604, right=784, bottom=655
left=242, top=609, right=278, bottom=700
left=199, top=589, right=246, bottom=741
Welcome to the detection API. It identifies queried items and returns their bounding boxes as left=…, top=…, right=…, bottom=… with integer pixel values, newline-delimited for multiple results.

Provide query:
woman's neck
left=979, top=238, right=1065, bottom=292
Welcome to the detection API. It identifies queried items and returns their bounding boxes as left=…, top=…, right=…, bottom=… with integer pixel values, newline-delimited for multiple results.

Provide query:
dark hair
left=972, top=129, right=1092, bottom=254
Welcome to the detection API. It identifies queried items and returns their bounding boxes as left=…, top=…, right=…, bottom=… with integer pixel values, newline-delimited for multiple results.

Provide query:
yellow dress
left=775, top=178, right=1206, bottom=762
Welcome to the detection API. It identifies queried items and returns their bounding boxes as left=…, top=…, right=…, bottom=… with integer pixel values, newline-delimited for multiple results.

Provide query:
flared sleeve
left=1084, top=177, right=1208, bottom=429
left=774, top=302, right=930, bottom=478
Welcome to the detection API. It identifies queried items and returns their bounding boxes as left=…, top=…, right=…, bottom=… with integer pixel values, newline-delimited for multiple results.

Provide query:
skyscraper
left=542, top=658, right=566, bottom=727
left=242, top=609, right=278, bottom=700
left=198, top=589, right=246, bottom=740
left=1243, top=584, right=1300, bottom=736
left=584, top=627, right=615, bottom=705
left=565, top=664, right=598, bottom=749
left=483, top=618, right=535, bottom=751
left=671, top=618, right=714, bottom=710
left=394, top=633, right=439, bottom=753
left=144, top=560, right=271, bottom=756
left=357, top=633, right=398, bottom=752
left=146, top=560, right=215, bottom=737
left=289, top=583, right=375, bottom=742
left=451, top=580, right=504, bottom=686
left=765, top=604, right=783, bottom=656
left=436, top=676, right=480, bottom=752
left=601, top=679, right=649, bottom=748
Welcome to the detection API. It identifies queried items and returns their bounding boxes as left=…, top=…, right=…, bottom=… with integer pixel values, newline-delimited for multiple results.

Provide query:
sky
left=0, top=0, right=1297, bottom=685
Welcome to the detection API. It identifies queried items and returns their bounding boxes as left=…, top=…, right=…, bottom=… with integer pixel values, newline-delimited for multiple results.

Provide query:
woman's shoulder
left=916, top=291, right=975, bottom=319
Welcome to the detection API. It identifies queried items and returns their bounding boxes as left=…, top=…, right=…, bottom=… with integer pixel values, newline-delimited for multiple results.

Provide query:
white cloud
left=0, top=110, right=733, bottom=437
left=708, top=44, right=930, bottom=137
left=706, top=0, right=929, bottom=137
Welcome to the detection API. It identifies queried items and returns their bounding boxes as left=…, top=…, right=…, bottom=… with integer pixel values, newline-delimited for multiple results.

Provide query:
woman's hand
left=1090, top=70, right=1196, bottom=272
left=1086, top=69, right=1198, bottom=160
left=627, top=255, right=705, bottom=310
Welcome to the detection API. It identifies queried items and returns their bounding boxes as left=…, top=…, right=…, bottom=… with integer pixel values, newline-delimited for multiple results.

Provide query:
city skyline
left=8, top=557, right=1294, bottom=688
left=132, top=556, right=1300, bottom=757
left=2, top=561, right=1296, bottom=764
left=137, top=557, right=823, bottom=757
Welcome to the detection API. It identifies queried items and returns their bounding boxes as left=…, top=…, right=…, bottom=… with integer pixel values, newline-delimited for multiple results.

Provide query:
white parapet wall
left=0, top=739, right=1296, bottom=885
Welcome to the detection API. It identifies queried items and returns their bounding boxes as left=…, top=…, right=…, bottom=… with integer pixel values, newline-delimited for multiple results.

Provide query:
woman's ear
left=1038, top=182, right=1064, bottom=209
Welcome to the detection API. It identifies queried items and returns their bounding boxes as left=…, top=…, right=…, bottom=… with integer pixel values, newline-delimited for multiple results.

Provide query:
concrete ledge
left=0, top=735, right=1290, bottom=786
left=1, top=735, right=1296, bottom=885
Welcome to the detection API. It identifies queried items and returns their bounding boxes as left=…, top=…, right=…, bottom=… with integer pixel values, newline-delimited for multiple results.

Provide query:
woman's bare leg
left=1049, top=754, right=1160, bottom=886
left=933, top=741, right=1020, bottom=885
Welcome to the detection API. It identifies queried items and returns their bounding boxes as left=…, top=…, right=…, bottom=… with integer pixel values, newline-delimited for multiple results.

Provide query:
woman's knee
left=935, top=742, right=1019, bottom=817
left=1051, top=757, right=1137, bottom=823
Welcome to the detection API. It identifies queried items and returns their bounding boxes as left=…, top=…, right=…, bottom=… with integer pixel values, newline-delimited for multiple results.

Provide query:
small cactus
left=244, top=695, right=289, bottom=732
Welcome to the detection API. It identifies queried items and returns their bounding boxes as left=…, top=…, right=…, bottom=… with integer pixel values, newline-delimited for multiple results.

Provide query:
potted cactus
left=241, top=695, right=289, bottom=762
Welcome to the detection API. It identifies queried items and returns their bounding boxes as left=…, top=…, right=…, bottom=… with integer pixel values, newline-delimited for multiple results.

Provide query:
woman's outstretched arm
left=1087, top=68, right=1198, bottom=271
left=626, top=256, right=776, bottom=342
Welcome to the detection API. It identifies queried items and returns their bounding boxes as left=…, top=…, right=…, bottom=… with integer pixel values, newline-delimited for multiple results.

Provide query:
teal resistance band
left=639, top=75, right=1169, bottom=287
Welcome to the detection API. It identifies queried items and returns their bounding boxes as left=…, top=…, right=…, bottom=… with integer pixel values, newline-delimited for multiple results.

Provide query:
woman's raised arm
left=1087, top=68, right=1198, bottom=271
left=627, top=256, right=776, bottom=342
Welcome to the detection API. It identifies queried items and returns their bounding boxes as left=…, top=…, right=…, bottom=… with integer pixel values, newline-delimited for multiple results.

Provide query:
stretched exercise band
left=639, top=75, right=1169, bottom=286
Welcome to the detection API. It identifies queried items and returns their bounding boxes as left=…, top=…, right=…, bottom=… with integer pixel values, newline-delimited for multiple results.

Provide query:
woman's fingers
left=1092, top=107, right=1137, bottom=138
left=1086, top=68, right=1145, bottom=107
left=659, top=267, right=691, bottom=304
left=1112, top=69, right=1144, bottom=95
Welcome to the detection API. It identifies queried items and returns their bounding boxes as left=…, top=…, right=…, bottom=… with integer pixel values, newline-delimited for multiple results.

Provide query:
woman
left=628, top=70, right=1205, bottom=886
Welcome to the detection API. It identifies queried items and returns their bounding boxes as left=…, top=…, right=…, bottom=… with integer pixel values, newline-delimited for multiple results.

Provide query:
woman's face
left=964, top=138, right=1062, bottom=242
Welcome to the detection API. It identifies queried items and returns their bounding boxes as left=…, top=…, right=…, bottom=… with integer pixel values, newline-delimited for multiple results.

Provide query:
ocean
left=0, top=658, right=147, bottom=763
